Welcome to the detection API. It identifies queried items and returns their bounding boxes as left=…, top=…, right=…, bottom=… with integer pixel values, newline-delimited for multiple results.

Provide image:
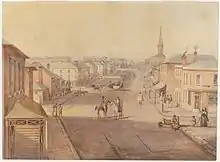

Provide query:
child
left=192, top=116, right=196, bottom=127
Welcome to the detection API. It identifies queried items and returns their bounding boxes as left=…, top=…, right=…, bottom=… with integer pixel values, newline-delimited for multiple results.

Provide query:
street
left=45, top=69, right=215, bottom=160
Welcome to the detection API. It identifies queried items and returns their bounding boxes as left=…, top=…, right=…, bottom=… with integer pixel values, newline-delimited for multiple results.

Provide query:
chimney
left=193, top=45, right=198, bottom=62
left=181, top=51, right=188, bottom=66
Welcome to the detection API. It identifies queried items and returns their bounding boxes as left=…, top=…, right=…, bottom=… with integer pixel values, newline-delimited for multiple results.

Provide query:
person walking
left=58, top=104, right=63, bottom=117
left=116, top=97, right=123, bottom=119
left=52, top=103, right=58, bottom=117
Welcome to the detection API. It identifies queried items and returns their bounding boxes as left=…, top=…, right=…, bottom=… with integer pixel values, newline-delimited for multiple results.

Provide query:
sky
left=2, top=2, right=219, bottom=60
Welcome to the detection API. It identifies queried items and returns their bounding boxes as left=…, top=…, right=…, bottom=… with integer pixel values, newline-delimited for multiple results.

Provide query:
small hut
left=5, top=96, right=48, bottom=159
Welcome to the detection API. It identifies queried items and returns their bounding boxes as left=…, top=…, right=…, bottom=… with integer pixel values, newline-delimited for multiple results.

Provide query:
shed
left=5, top=97, right=48, bottom=159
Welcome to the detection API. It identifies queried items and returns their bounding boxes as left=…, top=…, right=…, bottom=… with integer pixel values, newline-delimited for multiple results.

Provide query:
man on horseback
left=100, top=96, right=109, bottom=117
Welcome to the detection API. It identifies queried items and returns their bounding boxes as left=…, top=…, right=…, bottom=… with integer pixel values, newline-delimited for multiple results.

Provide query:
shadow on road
left=58, top=116, right=215, bottom=160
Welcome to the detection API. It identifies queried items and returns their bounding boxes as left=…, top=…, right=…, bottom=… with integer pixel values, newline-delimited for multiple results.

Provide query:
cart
left=158, top=117, right=180, bottom=130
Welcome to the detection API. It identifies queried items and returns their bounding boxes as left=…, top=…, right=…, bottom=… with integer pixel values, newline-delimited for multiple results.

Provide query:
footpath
left=43, top=94, right=80, bottom=159
left=147, top=97, right=217, bottom=156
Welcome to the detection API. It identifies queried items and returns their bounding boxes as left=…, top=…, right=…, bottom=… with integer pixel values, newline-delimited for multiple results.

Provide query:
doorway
left=194, top=93, right=200, bottom=109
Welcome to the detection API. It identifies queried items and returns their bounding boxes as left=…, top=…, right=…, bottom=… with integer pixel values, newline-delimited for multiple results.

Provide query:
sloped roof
left=85, top=62, right=94, bottom=68
left=2, top=39, right=11, bottom=45
left=43, top=67, right=63, bottom=80
left=184, top=59, right=218, bottom=70
left=5, top=96, right=48, bottom=119
left=33, top=83, right=49, bottom=90
left=30, top=61, right=43, bottom=68
left=164, top=53, right=216, bottom=64
left=2, top=39, right=29, bottom=59
left=25, top=61, right=37, bottom=70
left=49, top=61, right=78, bottom=69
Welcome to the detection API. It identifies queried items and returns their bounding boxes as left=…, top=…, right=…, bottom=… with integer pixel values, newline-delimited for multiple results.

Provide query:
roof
left=85, top=62, right=94, bottom=68
left=2, top=39, right=11, bottom=45
left=5, top=96, right=48, bottom=119
left=183, top=59, right=218, bottom=70
left=49, top=61, right=78, bottom=69
left=2, top=39, right=29, bottom=59
left=43, top=67, right=61, bottom=79
left=25, top=61, right=37, bottom=70
left=30, top=61, right=44, bottom=68
left=93, top=61, right=104, bottom=65
left=164, top=53, right=216, bottom=64
left=33, top=83, right=49, bottom=90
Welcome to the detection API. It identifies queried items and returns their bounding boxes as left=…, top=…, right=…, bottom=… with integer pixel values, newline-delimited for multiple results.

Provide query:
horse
left=94, top=99, right=111, bottom=118
left=92, top=85, right=104, bottom=92
left=94, top=105, right=106, bottom=118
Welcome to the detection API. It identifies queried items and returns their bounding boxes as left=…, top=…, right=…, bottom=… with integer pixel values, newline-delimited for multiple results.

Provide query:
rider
left=100, top=96, right=106, bottom=107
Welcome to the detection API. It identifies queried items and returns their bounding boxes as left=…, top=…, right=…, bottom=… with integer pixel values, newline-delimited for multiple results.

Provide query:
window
left=183, top=90, right=188, bottom=103
left=14, top=60, right=16, bottom=93
left=213, top=74, right=217, bottom=85
left=22, top=65, right=24, bottom=91
left=9, top=58, right=12, bottom=95
left=184, top=73, right=186, bottom=85
left=18, top=63, right=20, bottom=90
left=196, top=74, right=201, bottom=85
left=188, top=91, right=191, bottom=105
left=189, top=74, right=192, bottom=86
left=186, top=73, right=188, bottom=85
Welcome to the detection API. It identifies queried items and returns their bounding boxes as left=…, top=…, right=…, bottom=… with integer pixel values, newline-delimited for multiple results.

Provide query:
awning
left=153, top=82, right=165, bottom=90
left=5, top=97, right=48, bottom=119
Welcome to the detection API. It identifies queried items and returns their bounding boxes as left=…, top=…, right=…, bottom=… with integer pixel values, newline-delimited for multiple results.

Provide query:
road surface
left=46, top=69, right=215, bottom=160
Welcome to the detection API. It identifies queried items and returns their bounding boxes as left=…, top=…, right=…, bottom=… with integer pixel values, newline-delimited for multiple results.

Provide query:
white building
left=47, top=61, right=79, bottom=87
left=93, top=61, right=105, bottom=76
left=180, top=59, right=218, bottom=111
left=159, top=49, right=217, bottom=111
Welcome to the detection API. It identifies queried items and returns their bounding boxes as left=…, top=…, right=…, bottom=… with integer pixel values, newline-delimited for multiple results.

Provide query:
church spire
left=158, top=26, right=164, bottom=55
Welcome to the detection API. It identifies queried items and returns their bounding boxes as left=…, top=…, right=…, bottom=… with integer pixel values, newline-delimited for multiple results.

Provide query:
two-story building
left=85, top=62, right=96, bottom=77
left=93, top=61, right=105, bottom=76
left=48, top=61, right=79, bottom=90
left=31, top=62, right=62, bottom=100
left=2, top=40, right=48, bottom=159
left=160, top=48, right=217, bottom=111
left=180, top=59, right=218, bottom=111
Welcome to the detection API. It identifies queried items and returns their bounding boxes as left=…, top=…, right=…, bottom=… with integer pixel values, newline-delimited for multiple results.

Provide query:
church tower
left=158, top=26, right=164, bottom=55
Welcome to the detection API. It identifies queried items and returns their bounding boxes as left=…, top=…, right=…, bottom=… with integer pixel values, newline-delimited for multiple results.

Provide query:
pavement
left=42, top=68, right=216, bottom=160
left=146, top=84, right=217, bottom=157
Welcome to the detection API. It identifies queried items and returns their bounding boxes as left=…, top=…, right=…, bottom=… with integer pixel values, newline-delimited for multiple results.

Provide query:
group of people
left=192, top=108, right=209, bottom=127
left=100, top=96, right=122, bottom=113
left=52, top=103, right=63, bottom=117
